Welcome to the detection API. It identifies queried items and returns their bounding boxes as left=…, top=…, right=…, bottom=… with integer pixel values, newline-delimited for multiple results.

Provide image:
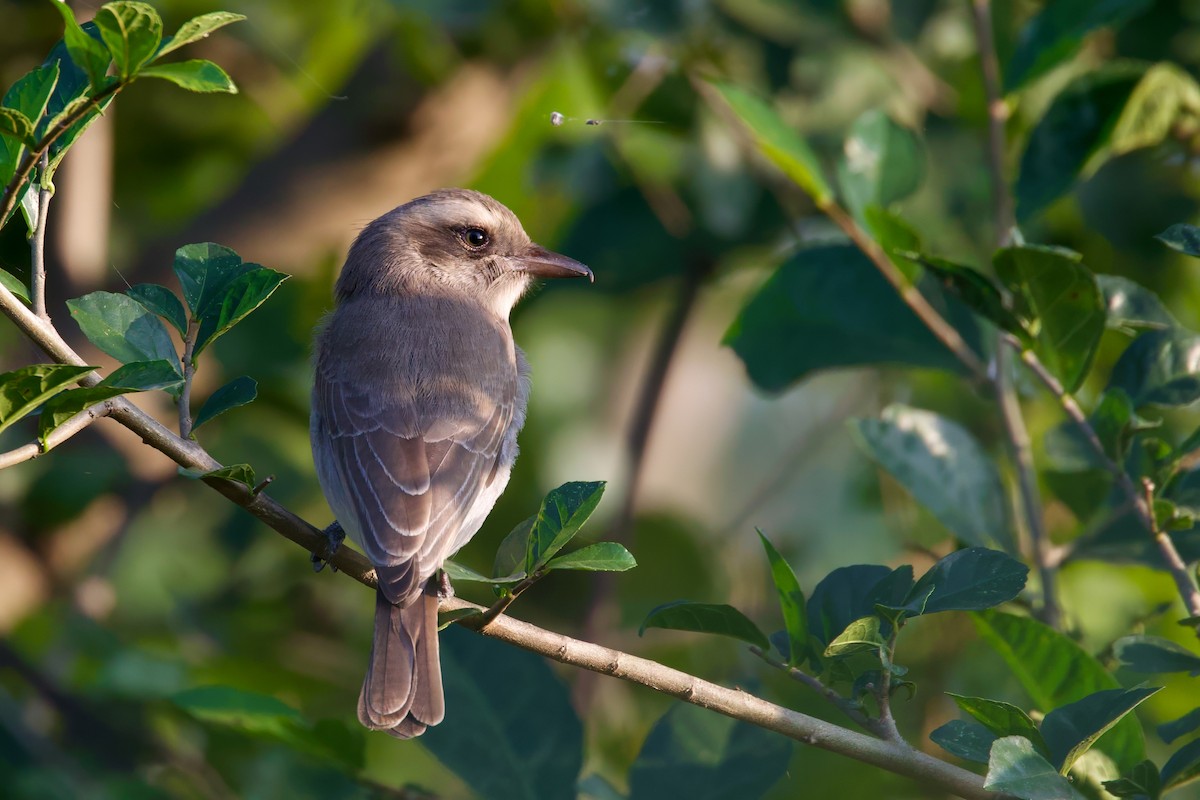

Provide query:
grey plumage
left=310, top=189, right=591, bottom=737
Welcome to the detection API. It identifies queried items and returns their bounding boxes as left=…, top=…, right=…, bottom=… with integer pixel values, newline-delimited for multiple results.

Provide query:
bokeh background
left=2, top=0, right=1200, bottom=797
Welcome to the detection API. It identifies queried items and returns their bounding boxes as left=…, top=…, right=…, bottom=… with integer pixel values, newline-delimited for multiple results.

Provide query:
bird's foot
left=311, top=521, right=345, bottom=573
left=435, top=569, right=455, bottom=599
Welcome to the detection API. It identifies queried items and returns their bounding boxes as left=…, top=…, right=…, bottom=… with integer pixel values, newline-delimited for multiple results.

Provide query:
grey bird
left=310, top=189, right=592, bottom=738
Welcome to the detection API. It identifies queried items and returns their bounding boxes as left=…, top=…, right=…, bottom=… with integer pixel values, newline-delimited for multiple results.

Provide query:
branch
left=749, top=646, right=883, bottom=737
left=179, top=320, right=199, bottom=438
left=31, top=152, right=51, bottom=321
left=967, top=0, right=1015, bottom=244
left=0, top=398, right=117, bottom=470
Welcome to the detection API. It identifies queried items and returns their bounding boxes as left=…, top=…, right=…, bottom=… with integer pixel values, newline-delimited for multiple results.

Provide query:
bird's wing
left=317, top=375, right=514, bottom=605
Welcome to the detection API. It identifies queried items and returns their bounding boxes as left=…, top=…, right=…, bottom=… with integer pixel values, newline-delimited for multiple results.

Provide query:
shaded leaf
left=995, top=245, right=1105, bottom=392
left=1162, top=737, right=1200, bottom=791
left=758, top=530, right=808, bottom=666
left=1158, top=224, right=1200, bottom=258
left=628, top=701, right=792, bottom=800
left=195, top=267, right=288, bottom=355
left=545, top=542, right=636, bottom=572
left=836, top=110, right=924, bottom=217
left=1102, top=759, right=1162, bottom=799
left=192, top=376, right=257, bottom=432
left=1100, top=275, right=1177, bottom=332
left=947, top=694, right=1048, bottom=756
left=708, top=81, right=833, bottom=207
left=422, top=627, right=582, bottom=800
left=930, top=719, right=996, bottom=764
left=94, top=1, right=162, bottom=79
left=139, top=60, right=237, bottom=94
left=1109, top=328, right=1200, bottom=408
left=639, top=601, right=769, bottom=650
left=126, top=283, right=187, bottom=335
left=984, top=736, right=1088, bottom=799
left=1113, top=635, right=1200, bottom=674
left=437, top=608, right=481, bottom=631
left=67, top=291, right=180, bottom=368
left=853, top=406, right=1015, bottom=552
left=157, top=11, right=246, bottom=58
left=525, top=481, right=606, bottom=572
left=0, top=364, right=93, bottom=437
left=1041, top=687, right=1160, bottom=773
left=973, top=610, right=1146, bottom=771
left=807, top=564, right=894, bottom=646
left=911, top=253, right=1030, bottom=342
left=172, top=242, right=252, bottom=317
left=1159, top=707, right=1200, bottom=744
left=493, top=515, right=535, bottom=579
left=100, top=359, right=182, bottom=392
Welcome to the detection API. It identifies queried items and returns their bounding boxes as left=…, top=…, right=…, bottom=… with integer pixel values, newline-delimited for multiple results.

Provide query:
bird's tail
left=358, top=584, right=444, bottom=738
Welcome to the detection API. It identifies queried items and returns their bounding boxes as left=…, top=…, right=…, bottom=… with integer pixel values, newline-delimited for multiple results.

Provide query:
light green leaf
left=525, top=481, right=606, bottom=572
left=192, top=376, right=256, bottom=432
left=1041, top=687, right=1160, bottom=774
left=0, top=269, right=29, bottom=303
left=138, top=60, right=237, bottom=94
left=757, top=530, right=808, bottom=666
left=49, top=1, right=112, bottom=89
left=443, top=560, right=524, bottom=584
left=824, top=615, right=885, bottom=658
left=0, top=108, right=35, bottom=146
left=93, top=1, right=162, bottom=79
left=639, top=600, right=769, bottom=650
left=544, top=542, right=636, bottom=572
left=156, top=11, right=246, bottom=59
left=66, top=291, right=180, bottom=367
left=836, top=110, right=924, bottom=217
left=179, top=463, right=256, bottom=488
left=984, top=736, right=1088, bottom=799
left=38, top=385, right=129, bottom=442
left=0, top=364, right=94, bottom=437
left=493, top=515, right=534, bottom=579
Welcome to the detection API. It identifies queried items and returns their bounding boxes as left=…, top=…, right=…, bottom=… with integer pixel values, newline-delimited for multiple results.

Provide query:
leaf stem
left=30, top=152, right=51, bottom=321
left=179, top=319, right=198, bottom=438
left=478, top=570, right=543, bottom=627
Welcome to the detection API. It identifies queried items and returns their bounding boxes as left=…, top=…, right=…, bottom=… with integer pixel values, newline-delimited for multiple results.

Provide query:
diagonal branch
left=0, top=398, right=118, bottom=470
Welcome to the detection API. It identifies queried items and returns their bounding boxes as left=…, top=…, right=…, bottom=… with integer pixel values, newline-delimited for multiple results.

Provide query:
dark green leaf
left=628, top=701, right=792, bottom=800
left=709, top=81, right=833, bottom=207
left=493, top=515, right=534, bottom=579
left=38, top=385, right=129, bottom=442
left=1041, top=687, right=1160, bottom=773
left=853, top=406, right=1015, bottom=552
left=100, top=359, right=183, bottom=392
left=1161, top=737, right=1200, bottom=791
left=422, top=627, right=582, bottom=800
left=0, top=364, right=93, bottom=437
left=1159, top=707, right=1200, bottom=744
left=578, top=773, right=625, bottom=800
left=984, top=736, right=1088, bottom=799
left=545, top=542, right=636, bottom=572
left=1109, top=328, right=1200, bottom=408
left=947, top=694, right=1048, bottom=756
left=49, top=0, right=112, bottom=89
left=0, top=108, right=34, bottom=146
left=525, top=481, right=606, bottom=572
left=67, top=292, right=179, bottom=368
left=1005, top=0, right=1152, bottom=91
left=1158, top=224, right=1200, bottom=258
left=725, top=245, right=981, bottom=392
left=995, top=245, right=1105, bottom=392
left=807, top=564, right=893, bottom=646
left=758, top=530, right=808, bottom=666
left=443, top=560, right=523, bottom=584
left=911, top=253, right=1030, bottom=342
left=863, top=206, right=922, bottom=281
left=157, top=11, right=246, bottom=58
left=1015, top=64, right=1144, bottom=221
left=0, top=269, right=29, bottom=303
left=172, top=242, right=251, bottom=317
left=93, top=1, right=163, bottom=79
left=824, top=615, right=885, bottom=658
left=139, top=60, right=237, bottom=94
left=1113, top=635, right=1200, bottom=674
left=973, top=610, right=1147, bottom=771
left=930, top=719, right=996, bottom=764
left=1, top=64, right=58, bottom=176
left=836, top=110, right=924, bottom=216
left=126, top=283, right=187, bottom=335
left=639, top=601, right=769, bottom=650
left=1090, top=388, right=1152, bottom=463
left=192, top=376, right=257, bottom=432
left=195, top=267, right=288, bottom=355
left=1102, top=759, right=1162, bottom=799
left=1100, top=276, right=1178, bottom=333
left=179, top=464, right=256, bottom=488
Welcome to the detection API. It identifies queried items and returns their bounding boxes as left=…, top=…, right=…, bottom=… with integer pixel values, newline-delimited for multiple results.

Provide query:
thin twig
left=750, top=646, right=883, bottom=736
left=1142, top=478, right=1200, bottom=622
left=179, top=319, right=198, bottom=438
left=968, top=0, right=1015, bottom=243
left=0, top=398, right=117, bottom=469
left=30, top=152, right=51, bottom=320
left=478, top=570, right=542, bottom=627
left=874, top=633, right=903, bottom=742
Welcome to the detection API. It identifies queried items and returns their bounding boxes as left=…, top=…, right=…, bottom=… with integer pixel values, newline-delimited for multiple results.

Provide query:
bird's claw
left=312, top=521, right=345, bottom=573
left=435, top=569, right=455, bottom=599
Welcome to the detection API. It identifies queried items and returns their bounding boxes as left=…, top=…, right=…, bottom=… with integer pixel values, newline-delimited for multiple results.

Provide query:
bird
left=310, top=188, right=593, bottom=738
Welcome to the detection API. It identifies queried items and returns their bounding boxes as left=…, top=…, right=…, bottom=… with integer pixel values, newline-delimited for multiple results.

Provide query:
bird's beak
left=517, top=244, right=594, bottom=283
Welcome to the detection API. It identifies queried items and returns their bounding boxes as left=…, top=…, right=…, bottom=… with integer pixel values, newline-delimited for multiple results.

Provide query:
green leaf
left=910, top=253, right=1030, bottom=342
left=1005, top=0, right=1152, bottom=91
left=995, top=245, right=1105, bottom=392
left=1163, top=738, right=1200, bottom=791
left=725, top=245, right=981, bottom=392
left=1099, top=275, right=1177, bottom=333
left=50, top=0, right=112, bottom=89
left=1160, top=707, right=1200, bottom=744
left=984, top=736, right=1088, bottom=799
left=0, top=108, right=35, bottom=147
left=0, top=269, right=29, bottom=303
left=1157, top=224, right=1200, bottom=258
left=639, top=601, right=769, bottom=650
left=892, top=547, right=1028, bottom=615
left=628, top=702, right=792, bottom=800
left=948, top=695, right=1048, bottom=755
left=66, top=291, right=180, bottom=368
left=836, top=110, right=924, bottom=217
left=824, top=615, right=885, bottom=658
left=172, top=242, right=252, bottom=317
left=0, top=364, right=94, bottom=437
left=1111, top=63, right=1200, bottom=155
left=38, top=385, right=129, bottom=442
left=930, top=719, right=996, bottom=764
left=1109, top=328, right=1200, bottom=408
left=972, top=610, right=1147, bottom=771
left=757, top=530, right=808, bottom=666
left=192, top=376, right=256, bottom=432
left=126, top=283, right=187, bottom=335
left=156, top=11, right=246, bottom=59
left=708, top=81, right=833, bottom=207
left=93, top=1, right=162, bottom=79
left=422, top=627, right=582, bottom=800
left=493, top=515, right=535, bottom=579
left=100, top=359, right=182, bottom=391
left=179, top=464, right=256, bottom=488
left=1102, top=759, right=1162, bottom=799
left=862, top=206, right=922, bottom=281
left=194, top=267, right=288, bottom=355
left=545, top=542, right=636, bottom=572
left=1015, top=64, right=1145, bottom=221
left=138, top=60, right=236, bottom=94
left=1041, top=687, right=1160, bottom=774
left=525, top=481, right=606, bottom=572
left=1113, top=635, right=1200, bottom=674
left=443, top=560, right=524, bottom=584
left=807, top=564, right=898, bottom=646
left=852, top=405, right=1015, bottom=552
left=1, top=64, right=59, bottom=174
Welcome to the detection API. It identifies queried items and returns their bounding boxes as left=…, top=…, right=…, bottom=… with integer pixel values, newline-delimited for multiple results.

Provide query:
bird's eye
left=462, top=228, right=489, bottom=248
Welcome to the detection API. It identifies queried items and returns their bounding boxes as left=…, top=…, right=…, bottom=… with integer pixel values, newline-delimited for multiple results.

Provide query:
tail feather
left=359, top=584, right=444, bottom=738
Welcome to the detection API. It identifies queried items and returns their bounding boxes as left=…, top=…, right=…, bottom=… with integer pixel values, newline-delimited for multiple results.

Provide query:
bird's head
left=336, top=188, right=592, bottom=315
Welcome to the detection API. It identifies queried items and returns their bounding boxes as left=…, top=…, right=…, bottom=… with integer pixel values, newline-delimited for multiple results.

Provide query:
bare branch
left=31, top=152, right=51, bottom=321
left=179, top=319, right=199, bottom=438
left=750, top=646, right=884, bottom=737
left=0, top=398, right=117, bottom=470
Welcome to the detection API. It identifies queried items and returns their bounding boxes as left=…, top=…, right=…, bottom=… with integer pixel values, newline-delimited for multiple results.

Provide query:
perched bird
left=310, top=189, right=592, bottom=738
